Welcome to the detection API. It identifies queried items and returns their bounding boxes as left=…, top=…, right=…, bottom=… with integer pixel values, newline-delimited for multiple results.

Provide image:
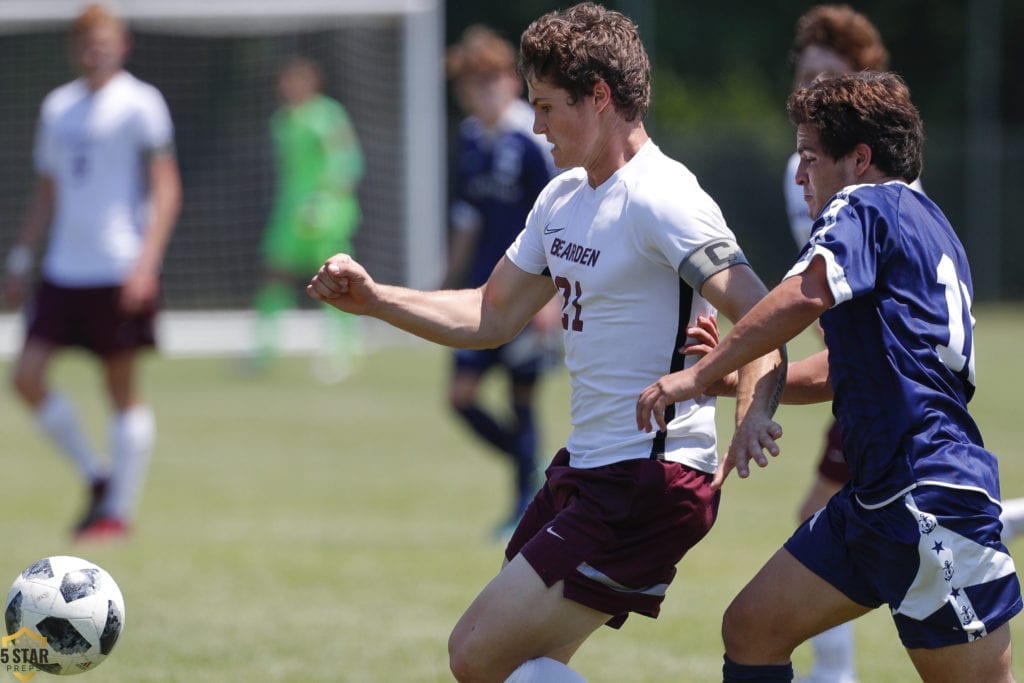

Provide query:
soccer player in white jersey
left=637, top=71, right=1021, bottom=682
left=309, top=4, right=785, bottom=681
left=3, top=4, right=182, bottom=540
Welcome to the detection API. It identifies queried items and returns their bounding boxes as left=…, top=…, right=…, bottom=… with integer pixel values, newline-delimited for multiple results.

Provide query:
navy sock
left=455, top=405, right=512, bottom=455
left=722, top=655, right=793, bottom=682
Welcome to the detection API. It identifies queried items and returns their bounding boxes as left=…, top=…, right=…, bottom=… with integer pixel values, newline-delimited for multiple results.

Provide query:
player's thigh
left=449, top=554, right=608, bottom=676
left=723, top=547, right=870, bottom=662
left=906, top=622, right=1013, bottom=683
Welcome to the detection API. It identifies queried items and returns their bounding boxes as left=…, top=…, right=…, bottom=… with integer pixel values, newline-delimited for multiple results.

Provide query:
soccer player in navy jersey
left=637, top=71, right=1021, bottom=682
left=443, top=25, right=560, bottom=538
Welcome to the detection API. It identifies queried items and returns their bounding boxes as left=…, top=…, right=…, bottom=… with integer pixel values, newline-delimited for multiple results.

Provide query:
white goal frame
left=0, top=0, right=446, bottom=293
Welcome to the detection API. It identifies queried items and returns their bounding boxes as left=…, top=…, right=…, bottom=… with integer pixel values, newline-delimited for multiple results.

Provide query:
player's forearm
left=732, top=346, right=787, bottom=426
left=779, top=350, right=832, bottom=404
left=136, top=157, right=182, bottom=275
left=7, top=179, right=54, bottom=278
left=16, top=178, right=55, bottom=249
left=693, top=278, right=825, bottom=394
left=369, top=284, right=511, bottom=350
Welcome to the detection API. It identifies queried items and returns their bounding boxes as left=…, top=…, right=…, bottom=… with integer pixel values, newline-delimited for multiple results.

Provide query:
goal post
left=0, top=0, right=445, bottom=310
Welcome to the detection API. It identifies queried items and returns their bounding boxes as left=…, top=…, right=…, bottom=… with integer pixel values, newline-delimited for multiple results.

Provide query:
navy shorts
left=506, top=448, right=719, bottom=628
left=785, top=484, right=1022, bottom=648
left=25, top=280, right=158, bottom=356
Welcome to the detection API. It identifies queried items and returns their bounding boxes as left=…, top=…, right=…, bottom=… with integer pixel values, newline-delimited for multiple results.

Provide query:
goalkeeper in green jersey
left=253, top=56, right=365, bottom=382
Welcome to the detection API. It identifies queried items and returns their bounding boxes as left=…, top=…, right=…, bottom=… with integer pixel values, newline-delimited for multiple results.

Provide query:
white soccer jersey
left=507, top=140, right=736, bottom=472
left=35, top=71, right=175, bottom=286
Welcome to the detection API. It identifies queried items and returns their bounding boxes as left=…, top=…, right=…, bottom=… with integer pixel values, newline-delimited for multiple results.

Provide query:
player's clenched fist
left=306, top=253, right=376, bottom=315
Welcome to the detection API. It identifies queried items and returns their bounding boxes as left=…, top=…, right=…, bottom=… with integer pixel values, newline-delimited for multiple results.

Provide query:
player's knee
left=447, top=636, right=493, bottom=683
left=721, top=596, right=761, bottom=655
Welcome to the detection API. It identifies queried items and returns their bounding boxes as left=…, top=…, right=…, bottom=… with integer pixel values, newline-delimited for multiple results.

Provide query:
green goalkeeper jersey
left=264, top=93, right=364, bottom=268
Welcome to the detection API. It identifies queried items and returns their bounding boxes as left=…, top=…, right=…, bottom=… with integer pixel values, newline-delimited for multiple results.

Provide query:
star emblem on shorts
left=931, top=540, right=945, bottom=554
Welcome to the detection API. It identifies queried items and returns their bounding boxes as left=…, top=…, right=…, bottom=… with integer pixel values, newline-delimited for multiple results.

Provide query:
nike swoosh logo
left=543, top=226, right=566, bottom=235
left=545, top=526, right=565, bottom=540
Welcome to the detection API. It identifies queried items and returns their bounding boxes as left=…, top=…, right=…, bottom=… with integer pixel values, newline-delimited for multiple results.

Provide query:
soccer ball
left=3, top=556, right=125, bottom=676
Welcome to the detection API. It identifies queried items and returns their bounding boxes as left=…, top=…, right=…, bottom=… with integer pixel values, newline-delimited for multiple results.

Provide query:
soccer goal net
left=0, top=0, right=445, bottom=310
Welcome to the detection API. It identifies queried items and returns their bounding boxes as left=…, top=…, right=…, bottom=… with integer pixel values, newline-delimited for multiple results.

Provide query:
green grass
left=1, top=304, right=1022, bottom=682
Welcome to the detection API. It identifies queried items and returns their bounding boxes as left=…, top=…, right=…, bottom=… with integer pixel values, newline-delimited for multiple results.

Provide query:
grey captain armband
left=678, top=238, right=749, bottom=292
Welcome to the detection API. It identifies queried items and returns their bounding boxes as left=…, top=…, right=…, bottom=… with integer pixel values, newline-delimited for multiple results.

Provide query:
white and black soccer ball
left=3, top=556, right=125, bottom=676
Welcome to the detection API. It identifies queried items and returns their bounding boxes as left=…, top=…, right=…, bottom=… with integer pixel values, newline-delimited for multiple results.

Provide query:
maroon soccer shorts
left=25, top=280, right=157, bottom=356
left=506, top=448, right=720, bottom=628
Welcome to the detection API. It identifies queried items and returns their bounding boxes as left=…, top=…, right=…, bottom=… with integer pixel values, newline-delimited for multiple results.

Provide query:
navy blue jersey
left=451, top=100, right=554, bottom=287
left=785, top=182, right=999, bottom=507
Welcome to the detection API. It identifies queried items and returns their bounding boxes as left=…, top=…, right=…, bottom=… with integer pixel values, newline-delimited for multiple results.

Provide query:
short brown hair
left=791, top=4, right=889, bottom=72
left=518, top=2, right=650, bottom=122
left=787, top=71, right=923, bottom=182
left=72, top=3, right=125, bottom=40
left=446, top=25, right=516, bottom=80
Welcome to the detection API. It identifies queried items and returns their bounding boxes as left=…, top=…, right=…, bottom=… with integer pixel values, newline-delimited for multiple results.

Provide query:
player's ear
left=851, top=143, right=873, bottom=177
left=592, top=80, right=612, bottom=113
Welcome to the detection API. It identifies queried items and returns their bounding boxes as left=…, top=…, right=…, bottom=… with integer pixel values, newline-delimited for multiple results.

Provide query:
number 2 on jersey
left=554, top=275, right=584, bottom=332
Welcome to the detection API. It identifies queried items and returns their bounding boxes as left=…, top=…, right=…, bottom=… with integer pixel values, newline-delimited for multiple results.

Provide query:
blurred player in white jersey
left=309, top=4, right=784, bottom=680
left=638, top=71, right=1020, bottom=683
left=3, top=3, right=182, bottom=540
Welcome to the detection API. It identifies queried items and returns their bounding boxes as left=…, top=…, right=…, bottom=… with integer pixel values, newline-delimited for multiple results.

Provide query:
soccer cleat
left=72, top=478, right=109, bottom=535
left=75, top=517, right=131, bottom=542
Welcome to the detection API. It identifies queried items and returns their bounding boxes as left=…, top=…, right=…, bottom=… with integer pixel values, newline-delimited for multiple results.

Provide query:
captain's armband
left=678, top=238, right=749, bottom=292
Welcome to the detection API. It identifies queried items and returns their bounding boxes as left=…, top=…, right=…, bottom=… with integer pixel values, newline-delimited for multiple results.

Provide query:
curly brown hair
left=787, top=71, right=923, bottom=182
left=517, top=2, right=650, bottom=122
left=791, top=4, right=889, bottom=72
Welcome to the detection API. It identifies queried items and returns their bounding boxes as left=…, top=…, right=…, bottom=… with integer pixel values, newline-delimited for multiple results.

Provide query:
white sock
left=505, top=657, right=588, bottom=683
left=35, top=392, right=103, bottom=482
left=1000, top=497, right=1024, bottom=542
left=103, top=405, right=156, bottom=521
left=807, top=622, right=856, bottom=682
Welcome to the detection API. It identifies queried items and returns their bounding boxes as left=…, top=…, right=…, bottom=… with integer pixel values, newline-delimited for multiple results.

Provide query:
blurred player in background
left=444, top=24, right=560, bottom=538
left=251, top=56, right=365, bottom=382
left=783, top=6, right=895, bottom=681
left=638, top=70, right=1020, bottom=683
left=310, top=4, right=784, bottom=680
left=3, top=3, right=182, bottom=540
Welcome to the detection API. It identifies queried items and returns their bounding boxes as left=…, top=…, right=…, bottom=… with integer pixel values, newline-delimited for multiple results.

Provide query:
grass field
left=1, top=304, right=1022, bottom=682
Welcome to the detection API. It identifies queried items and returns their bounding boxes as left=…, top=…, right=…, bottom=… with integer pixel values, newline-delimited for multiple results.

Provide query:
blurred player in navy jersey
left=3, top=3, right=181, bottom=540
left=443, top=25, right=560, bottom=537
left=310, top=4, right=784, bottom=680
left=638, top=71, right=1021, bottom=683
left=784, top=7, right=898, bottom=681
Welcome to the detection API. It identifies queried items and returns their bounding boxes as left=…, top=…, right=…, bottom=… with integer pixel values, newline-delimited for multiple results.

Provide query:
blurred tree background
left=446, top=0, right=1023, bottom=299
